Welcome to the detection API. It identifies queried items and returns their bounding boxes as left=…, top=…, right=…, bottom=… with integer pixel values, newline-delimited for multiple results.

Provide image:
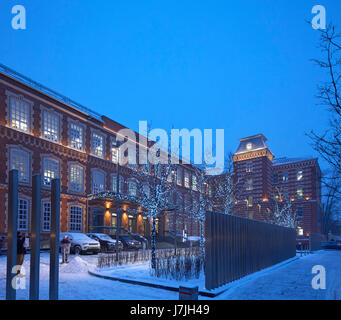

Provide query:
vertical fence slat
left=6, top=169, right=18, bottom=301
left=49, top=179, right=60, bottom=300
left=30, top=174, right=41, bottom=300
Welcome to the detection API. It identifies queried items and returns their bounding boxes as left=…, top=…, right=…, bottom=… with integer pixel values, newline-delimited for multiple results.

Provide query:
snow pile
left=59, top=256, right=89, bottom=273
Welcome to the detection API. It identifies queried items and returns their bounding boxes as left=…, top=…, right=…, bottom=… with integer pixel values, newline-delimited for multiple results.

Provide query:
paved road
left=219, top=250, right=341, bottom=300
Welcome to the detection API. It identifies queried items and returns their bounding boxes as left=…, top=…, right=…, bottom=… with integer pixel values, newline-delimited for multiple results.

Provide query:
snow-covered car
left=60, top=232, right=100, bottom=255
left=86, top=233, right=123, bottom=252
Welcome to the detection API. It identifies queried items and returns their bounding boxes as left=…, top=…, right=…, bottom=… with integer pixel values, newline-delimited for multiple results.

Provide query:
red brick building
left=232, top=134, right=322, bottom=237
left=0, top=65, right=201, bottom=239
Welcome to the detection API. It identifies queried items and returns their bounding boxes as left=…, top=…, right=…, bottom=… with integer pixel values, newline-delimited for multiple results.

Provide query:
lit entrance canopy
left=87, top=191, right=177, bottom=213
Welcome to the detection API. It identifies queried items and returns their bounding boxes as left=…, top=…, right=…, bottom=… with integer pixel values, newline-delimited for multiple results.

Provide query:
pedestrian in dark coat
left=16, top=232, right=26, bottom=275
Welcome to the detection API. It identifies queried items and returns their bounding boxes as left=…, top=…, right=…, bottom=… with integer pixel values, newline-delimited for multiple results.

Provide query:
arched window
left=43, top=158, right=59, bottom=187
left=10, top=149, right=30, bottom=183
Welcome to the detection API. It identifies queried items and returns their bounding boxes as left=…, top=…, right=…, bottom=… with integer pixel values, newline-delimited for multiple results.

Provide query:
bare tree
left=137, top=152, right=177, bottom=269
left=321, top=170, right=341, bottom=236
left=188, top=165, right=215, bottom=260
left=212, top=152, right=245, bottom=215
left=269, top=187, right=297, bottom=228
left=309, top=24, right=341, bottom=189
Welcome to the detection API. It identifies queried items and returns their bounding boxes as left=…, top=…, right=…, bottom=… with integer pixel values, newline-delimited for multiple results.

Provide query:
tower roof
left=235, top=134, right=269, bottom=155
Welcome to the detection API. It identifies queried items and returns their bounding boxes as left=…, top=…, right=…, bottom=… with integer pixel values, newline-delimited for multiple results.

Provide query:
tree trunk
left=151, top=217, right=157, bottom=269
left=200, top=219, right=205, bottom=260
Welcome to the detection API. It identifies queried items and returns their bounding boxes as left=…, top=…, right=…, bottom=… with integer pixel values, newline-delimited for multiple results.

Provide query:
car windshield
left=96, top=234, right=113, bottom=241
left=69, top=233, right=91, bottom=241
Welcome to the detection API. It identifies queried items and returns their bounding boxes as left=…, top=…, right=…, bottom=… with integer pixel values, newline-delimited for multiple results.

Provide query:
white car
left=60, top=232, right=100, bottom=255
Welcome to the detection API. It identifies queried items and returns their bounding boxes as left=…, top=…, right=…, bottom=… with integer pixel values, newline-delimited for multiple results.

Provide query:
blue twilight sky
left=1, top=0, right=341, bottom=172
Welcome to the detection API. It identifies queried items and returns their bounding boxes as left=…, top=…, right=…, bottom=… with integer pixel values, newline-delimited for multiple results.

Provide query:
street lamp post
left=113, top=141, right=123, bottom=261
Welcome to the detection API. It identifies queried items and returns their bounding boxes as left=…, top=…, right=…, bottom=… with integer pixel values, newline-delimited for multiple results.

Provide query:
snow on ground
left=96, top=262, right=206, bottom=291
left=0, top=250, right=340, bottom=300
left=0, top=253, right=178, bottom=300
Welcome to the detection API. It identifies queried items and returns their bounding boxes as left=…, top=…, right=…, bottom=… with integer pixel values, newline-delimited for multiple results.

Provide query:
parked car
left=60, top=232, right=100, bottom=255
left=86, top=233, right=123, bottom=252
left=111, top=234, right=142, bottom=250
left=129, top=233, right=148, bottom=249
left=321, top=241, right=341, bottom=250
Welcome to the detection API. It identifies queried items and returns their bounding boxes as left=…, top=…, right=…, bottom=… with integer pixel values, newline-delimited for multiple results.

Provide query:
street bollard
left=179, top=286, right=199, bottom=300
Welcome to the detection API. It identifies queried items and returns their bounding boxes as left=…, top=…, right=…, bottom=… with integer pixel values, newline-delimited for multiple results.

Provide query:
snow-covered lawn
left=0, top=250, right=340, bottom=300
left=0, top=253, right=178, bottom=300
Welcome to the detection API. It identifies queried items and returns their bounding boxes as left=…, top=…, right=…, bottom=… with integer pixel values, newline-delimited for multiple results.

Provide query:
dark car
left=112, top=234, right=142, bottom=250
left=129, top=233, right=148, bottom=249
left=86, top=233, right=123, bottom=252
left=321, top=241, right=341, bottom=250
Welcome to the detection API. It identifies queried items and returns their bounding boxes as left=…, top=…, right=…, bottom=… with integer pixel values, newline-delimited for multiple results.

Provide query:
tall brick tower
left=232, top=134, right=274, bottom=221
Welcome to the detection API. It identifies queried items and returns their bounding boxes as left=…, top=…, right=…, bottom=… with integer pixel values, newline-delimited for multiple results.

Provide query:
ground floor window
left=18, top=199, right=28, bottom=231
left=69, top=206, right=83, bottom=232
left=42, top=202, right=51, bottom=231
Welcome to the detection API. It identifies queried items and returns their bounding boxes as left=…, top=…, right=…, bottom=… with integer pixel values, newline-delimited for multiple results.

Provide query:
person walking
left=16, top=232, right=26, bottom=276
left=60, top=235, right=71, bottom=263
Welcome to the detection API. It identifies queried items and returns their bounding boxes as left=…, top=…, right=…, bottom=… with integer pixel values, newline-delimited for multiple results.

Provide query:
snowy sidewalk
left=217, top=250, right=341, bottom=300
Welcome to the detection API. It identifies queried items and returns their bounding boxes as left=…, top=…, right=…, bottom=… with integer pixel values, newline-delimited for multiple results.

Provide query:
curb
left=88, top=270, right=220, bottom=298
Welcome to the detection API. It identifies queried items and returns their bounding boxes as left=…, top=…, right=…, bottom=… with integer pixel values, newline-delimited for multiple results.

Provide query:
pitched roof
left=235, top=134, right=269, bottom=154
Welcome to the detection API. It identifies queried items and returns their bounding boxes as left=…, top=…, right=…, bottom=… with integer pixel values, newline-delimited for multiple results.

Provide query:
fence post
left=29, top=174, right=41, bottom=300
left=6, top=169, right=18, bottom=300
left=49, top=178, right=60, bottom=300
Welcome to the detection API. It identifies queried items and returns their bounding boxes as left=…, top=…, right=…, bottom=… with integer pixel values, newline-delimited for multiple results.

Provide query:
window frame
left=69, top=163, right=85, bottom=193
left=69, top=205, right=83, bottom=233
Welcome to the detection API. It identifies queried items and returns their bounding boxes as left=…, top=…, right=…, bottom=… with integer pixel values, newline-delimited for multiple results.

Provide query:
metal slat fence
left=205, top=212, right=296, bottom=290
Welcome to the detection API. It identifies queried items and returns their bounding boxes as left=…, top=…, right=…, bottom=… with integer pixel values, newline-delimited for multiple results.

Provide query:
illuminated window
left=297, top=227, right=304, bottom=236
left=192, top=175, right=198, bottom=191
left=10, top=149, right=29, bottom=183
left=9, top=96, right=30, bottom=132
left=69, top=123, right=84, bottom=151
left=42, top=202, right=51, bottom=232
left=246, top=162, right=253, bottom=173
left=249, top=212, right=254, bottom=219
left=112, top=174, right=123, bottom=193
left=297, top=188, right=303, bottom=199
left=282, top=171, right=288, bottom=183
left=92, top=133, right=104, bottom=158
left=70, top=164, right=84, bottom=192
left=112, top=148, right=119, bottom=164
left=177, top=167, right=183, bottom=186
left=297, top=170, right=303, bottom=181
left=92, top=170, right=105, bottom=193
left=18, top=199, right=28, bottom=231
left=43, top=158, right=59, bottom=187
left=43, top=110, right=59, bottom=142
left=248, top=196, right=253, bottom=207
left=69, top=206, right=83, bottom=232
left=184, top=171, right=190, bottom=188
